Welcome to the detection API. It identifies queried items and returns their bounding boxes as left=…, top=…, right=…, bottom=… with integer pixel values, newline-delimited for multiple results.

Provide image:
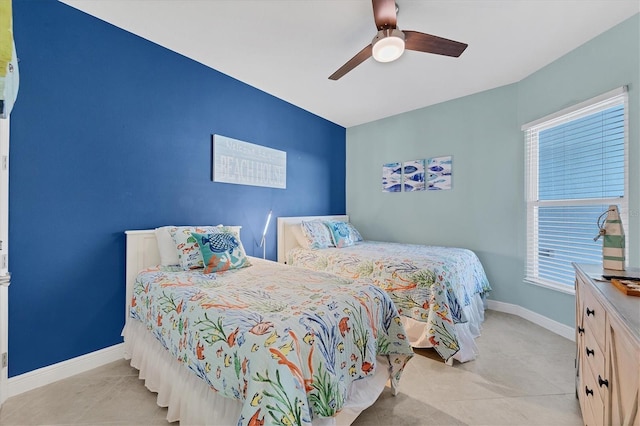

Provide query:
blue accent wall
left=8, top=0, right=345, bottom=376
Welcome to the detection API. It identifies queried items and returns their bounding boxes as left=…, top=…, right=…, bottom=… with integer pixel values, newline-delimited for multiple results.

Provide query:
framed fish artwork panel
left=382, top=162, right=402, bottom=192
left=427, top=155, right=452, bottom=190
left=402, top=159, right=426, bottom=192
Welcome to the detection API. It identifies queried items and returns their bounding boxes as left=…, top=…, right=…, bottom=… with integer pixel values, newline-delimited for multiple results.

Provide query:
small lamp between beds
left=259, top=210, right=272, bottom=259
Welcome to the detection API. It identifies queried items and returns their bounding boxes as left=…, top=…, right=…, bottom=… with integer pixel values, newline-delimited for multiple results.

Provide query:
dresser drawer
left=581, top=283, right=606, bottom=351
left=581, top=367, right=604, bottom=426
left=583, top=327, right=605, bottom=395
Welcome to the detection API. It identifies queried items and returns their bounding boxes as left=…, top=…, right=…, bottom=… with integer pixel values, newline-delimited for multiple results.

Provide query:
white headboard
left=276, top=215, right=349, bottom=263
left=124, top=230, right=159, bottom=325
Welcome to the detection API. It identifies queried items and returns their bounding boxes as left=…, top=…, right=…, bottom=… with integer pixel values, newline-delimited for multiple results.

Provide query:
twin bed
left=277, top=216, right=491, bottom=365
left=123, top=218, right=491, bottom=425
left=123, top=227, right=413, bottom=426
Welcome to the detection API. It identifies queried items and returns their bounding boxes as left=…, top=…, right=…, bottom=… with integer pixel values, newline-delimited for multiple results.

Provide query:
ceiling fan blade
left=372, top=0, right=397, bottom=30
left=404, top=30, right=468, bottom=57
left=329, top=44, right=373, bottom=80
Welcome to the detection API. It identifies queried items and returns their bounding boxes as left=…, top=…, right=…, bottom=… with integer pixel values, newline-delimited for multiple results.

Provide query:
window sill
left=524, top=278, right=575, bottom=295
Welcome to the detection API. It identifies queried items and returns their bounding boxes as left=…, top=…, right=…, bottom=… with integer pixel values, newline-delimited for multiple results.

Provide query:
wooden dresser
left=574, top=264, right=640, bottom=426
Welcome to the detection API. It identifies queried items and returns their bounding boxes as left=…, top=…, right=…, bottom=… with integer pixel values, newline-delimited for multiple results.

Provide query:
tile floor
left=0, top=310, right=583, bottom=425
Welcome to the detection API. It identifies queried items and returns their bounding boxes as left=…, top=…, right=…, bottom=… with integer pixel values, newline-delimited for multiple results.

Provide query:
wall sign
left=212, top=134, right=286, bottom=189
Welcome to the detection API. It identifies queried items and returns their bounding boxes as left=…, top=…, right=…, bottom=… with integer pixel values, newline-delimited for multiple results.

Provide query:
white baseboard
left=7, top=343, right=124, bottom=398
left=487, top=300, right=575, bottom=342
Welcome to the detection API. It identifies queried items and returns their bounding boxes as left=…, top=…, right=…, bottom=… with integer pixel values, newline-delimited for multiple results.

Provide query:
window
left=523, top=87, right=628, bottom=293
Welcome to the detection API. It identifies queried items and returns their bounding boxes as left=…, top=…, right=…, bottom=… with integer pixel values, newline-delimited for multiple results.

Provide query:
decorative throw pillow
left=325, top=220, right=355, bottom=248
left=290, top=223, right=311, bottom=249
left=155, top=226, right=180, bottom=266
left=345, top=222, right=364, bottom=242
left=192, top=232, right=251, bottom=273
left=213, top=225, right=250, bottom=262
left=300, top=220, right=334, bottom=249
left=169, top=226, right=223, bottom=270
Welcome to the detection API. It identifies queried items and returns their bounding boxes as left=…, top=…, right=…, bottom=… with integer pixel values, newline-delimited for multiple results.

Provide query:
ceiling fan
left=329, top=0, right=468, bottom=80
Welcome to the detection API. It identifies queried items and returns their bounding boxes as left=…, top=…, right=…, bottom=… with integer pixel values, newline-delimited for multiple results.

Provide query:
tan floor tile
left=354, top=390, right=468, bottom=425
left=75, top=359, right=140, bottom=379
left=76, top=376, right=168, bottom=424
left=430, top=393, right=582, bottom=425
left=0, top=310, right=585, bottom=426
left=0, top=376, right=119, bottom=425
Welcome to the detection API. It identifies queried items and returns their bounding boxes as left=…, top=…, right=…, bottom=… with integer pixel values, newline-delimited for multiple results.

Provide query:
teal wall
left=346, top=14, right=639, bottom=328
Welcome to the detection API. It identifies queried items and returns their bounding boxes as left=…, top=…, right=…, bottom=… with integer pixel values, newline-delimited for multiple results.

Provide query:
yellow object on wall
left=0, top=0, right=18, bottom=118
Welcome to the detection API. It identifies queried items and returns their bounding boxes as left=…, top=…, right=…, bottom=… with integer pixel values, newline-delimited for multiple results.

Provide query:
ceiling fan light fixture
left=372, top=29, right=405, bottom=63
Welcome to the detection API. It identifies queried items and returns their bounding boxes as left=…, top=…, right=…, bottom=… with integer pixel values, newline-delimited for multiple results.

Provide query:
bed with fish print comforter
left=128, top=259, right=413, bottom=426
left=286, top=242, right=491, bottom=363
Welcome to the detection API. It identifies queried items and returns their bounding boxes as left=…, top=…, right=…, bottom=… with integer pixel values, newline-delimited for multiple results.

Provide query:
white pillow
left=155, top=226, right=180, bottom=266
left=291, top=223, right=310, bottom=249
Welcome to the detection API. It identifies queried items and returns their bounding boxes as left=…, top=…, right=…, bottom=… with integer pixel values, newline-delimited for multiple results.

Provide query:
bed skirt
left=402, top=293, right=486, bottom=363
left=122, top=320, right=393, bottom=425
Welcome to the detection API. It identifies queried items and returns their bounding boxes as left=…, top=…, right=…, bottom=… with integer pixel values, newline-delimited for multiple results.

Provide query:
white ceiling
left=59, top=0, right=639, bottom=128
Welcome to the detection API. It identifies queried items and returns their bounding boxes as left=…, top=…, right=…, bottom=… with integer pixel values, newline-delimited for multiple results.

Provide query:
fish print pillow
left=300, top=220, right=334, bottom=249
left=345, top=222, right=363, bottom=242
left=169, top=226, right=222, bottom=270
left=324, top=220, right=355, bottom=248
left=169, top=225, right=246, bottom=270
left=192, top=231, right=251, bottom=273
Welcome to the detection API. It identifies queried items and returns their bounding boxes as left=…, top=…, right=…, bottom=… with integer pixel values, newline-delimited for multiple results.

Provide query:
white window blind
left=523, top=87, right=628, bottom=292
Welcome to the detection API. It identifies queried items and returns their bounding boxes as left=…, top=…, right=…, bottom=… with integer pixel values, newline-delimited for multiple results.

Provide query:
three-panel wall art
left=382, top=156, right=452, bottom=192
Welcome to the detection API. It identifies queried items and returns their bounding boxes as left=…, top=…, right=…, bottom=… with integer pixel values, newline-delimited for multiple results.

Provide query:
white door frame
left=0, top=117, right=10, bottom=406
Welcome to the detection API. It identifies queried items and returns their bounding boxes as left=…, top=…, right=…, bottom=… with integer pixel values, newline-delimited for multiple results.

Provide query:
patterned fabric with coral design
left=129, top=258, right=413, bottom=426
left=286, top=241, right=491, bottom=362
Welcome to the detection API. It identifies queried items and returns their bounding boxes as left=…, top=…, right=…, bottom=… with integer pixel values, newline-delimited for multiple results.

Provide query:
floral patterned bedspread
left=129, top=259, right=413, bottom=426
left=286, top=242, right=491, bottom=362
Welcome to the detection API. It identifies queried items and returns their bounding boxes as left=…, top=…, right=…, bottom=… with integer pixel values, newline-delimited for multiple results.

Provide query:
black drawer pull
left=585, top=386, right=594, bottom=396
left=586, top=347, right=595, bottom=357
left=586, top=307, right=595, bottom=317
left=578, top=326, right=585, bottom=334
left=598, top=375, right=609, bottom=388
